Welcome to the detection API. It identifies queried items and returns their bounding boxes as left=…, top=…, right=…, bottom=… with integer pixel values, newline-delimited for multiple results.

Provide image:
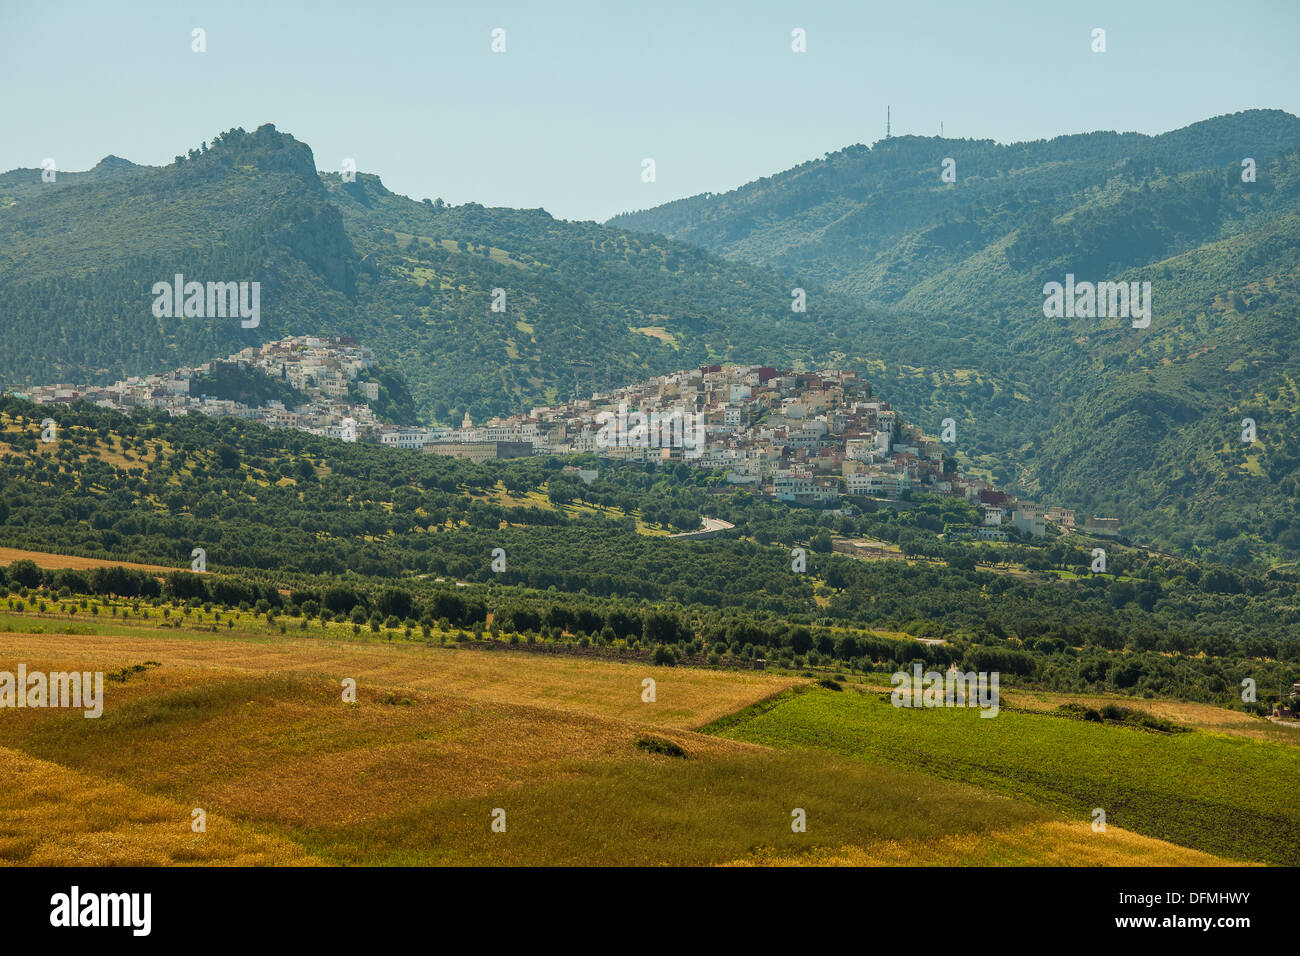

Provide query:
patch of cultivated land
left=0, top=619, right=1258, bottom=866
left=0, top=628, right=796, bottom=729
left=1005, top=687, right=1300, bottom=746
left=0, top=747, right=319, bottom=866
left=721, top=685, right=1298, bottom=866
left=853, top=677, right=1300, bottom=746
left=0, top=547, right=174, bottom=573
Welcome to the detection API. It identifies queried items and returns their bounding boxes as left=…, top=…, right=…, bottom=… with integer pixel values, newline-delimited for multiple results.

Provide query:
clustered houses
left=19, top=336, right=383, bottom=441
left=430, top=363, right=1119, bottom=534
left=17, top=348, right=1120, bottom=539
left=474, top=362, right=940, bottom=506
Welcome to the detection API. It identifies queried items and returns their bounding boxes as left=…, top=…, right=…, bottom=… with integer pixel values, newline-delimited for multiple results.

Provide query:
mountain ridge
left=607, top=109, right=1300, bottom=566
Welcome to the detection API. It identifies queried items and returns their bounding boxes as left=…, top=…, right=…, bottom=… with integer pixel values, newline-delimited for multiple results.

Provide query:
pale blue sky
left=2, top=0, right=1297, bottom=222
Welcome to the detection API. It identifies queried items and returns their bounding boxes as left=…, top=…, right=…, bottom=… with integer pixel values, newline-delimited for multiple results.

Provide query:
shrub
left=635, top=735, right=687, bottom=758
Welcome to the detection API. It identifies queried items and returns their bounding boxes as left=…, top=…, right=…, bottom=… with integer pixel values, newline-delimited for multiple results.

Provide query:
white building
left=380, top=429, right=429, bottom=450
left=846, top=472, right=908, bottom=496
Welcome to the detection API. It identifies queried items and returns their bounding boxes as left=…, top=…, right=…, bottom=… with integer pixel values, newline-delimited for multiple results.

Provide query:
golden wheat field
left=0, top=547, right=175, bottom=574
left=0, top=747, right=320, bottom=866
left=0, top=616, right=1247, bottom=866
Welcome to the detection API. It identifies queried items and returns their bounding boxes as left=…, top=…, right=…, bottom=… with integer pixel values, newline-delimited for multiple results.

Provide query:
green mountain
left=610, top=111, right=1300, bottom=566
left=318, top=169, right=873, bottom=423
left=607, top=110, right=1300, bottom=302
left=0, top=124, right=871, bottom=426
left=0, top=126, right=358, bottom=390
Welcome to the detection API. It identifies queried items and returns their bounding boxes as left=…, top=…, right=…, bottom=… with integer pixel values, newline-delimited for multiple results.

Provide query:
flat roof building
left=423, top=441, right=534, bottom=461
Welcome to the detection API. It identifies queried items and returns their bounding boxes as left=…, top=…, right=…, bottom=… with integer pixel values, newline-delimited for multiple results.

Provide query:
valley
left=2, top=113, right=1298, bottom=876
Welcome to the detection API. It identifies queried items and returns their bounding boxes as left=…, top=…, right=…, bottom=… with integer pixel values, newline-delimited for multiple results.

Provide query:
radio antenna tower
left=886, top=106, right=891, bottom=138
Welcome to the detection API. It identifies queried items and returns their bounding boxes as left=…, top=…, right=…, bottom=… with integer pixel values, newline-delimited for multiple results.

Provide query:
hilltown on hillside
left=16, top=335, right=383, bottom=442
left=13, top=335, right=1120, bottom=540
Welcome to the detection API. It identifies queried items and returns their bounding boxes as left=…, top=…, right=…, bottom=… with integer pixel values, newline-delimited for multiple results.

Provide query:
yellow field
left=0, top=747, right=319, bottom=866
left=0, top=618, right=1247, bottom=866
left=0, top=547, right=174, bottom=573
left=0, top=629, right=798, bottom=729
left=630, top=326, right=680, bottom=347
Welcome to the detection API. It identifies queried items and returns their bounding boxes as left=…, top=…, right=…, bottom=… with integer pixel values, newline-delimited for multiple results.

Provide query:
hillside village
left=13, top=337, right=1120, bottom=541
left=435, top=362, right=1119, bottom=541
left=15, top=336, right=383, bottom=442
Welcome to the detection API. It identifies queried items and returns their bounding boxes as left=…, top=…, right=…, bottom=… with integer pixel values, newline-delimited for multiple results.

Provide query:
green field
left=719, top=686, right=1300, bottom=865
